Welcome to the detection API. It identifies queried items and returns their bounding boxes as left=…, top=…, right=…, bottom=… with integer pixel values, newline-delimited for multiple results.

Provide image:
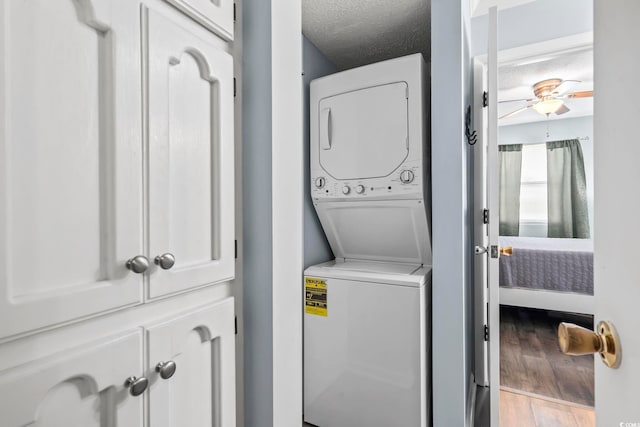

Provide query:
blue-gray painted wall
left=471, top=0, right=593, bottom=57
left=431, top=0, right=474, bottom=425
left=242, top=1, right=273, bottom=426
left=303, top=36, right=335, bottom=269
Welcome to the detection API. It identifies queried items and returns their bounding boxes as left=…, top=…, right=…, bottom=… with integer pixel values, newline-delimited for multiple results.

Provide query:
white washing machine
left=304, top=54, right=431, bottom=427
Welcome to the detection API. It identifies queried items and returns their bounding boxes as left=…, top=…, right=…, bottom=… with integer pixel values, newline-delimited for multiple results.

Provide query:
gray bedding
left=498, top=238, right=593, bottom=295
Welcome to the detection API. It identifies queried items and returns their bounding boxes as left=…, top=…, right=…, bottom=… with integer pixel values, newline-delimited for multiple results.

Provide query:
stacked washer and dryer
left=303, top=54, right=432, bottom=427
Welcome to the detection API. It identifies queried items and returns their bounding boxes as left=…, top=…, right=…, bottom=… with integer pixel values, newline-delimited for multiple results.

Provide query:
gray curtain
left=499, top=144, right=523, bottom=236
left=546, top=139, right=590, bottom=238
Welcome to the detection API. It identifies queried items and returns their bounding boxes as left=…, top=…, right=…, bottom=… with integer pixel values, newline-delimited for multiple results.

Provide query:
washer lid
left=315, top=199, right=432, bottom=265
left=329, top=260, right=421, bottom=275
left=304, top=260, right=431, bottom=288
left=318, top=82, right=409, bottom=180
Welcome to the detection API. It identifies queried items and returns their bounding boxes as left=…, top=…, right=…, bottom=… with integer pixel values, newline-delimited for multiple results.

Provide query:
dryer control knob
left=342, top=185, right=351, bottom=195
left=355, top=185, right=365, bottom=194
left=315, top=177, right=326, bottom=188
left=400, top=170, right=415, bottom=184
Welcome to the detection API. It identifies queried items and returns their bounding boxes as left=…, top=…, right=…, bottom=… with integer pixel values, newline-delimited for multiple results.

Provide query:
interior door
left=592, top=1, right=639, bottom=423
left=146, top=7, right=235, bottom=299
left=0, top=330, right=144, bottom=426
left=487, top=7, right=501, bottom=426
left=482, top=2, right=640, bottom=425
left=0, top=0, right=143, bottom=339
left=147, top=298, right=236, bottom=427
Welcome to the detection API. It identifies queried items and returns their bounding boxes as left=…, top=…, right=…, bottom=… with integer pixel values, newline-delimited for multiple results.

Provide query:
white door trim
left=271, top=2, right=303, bottom=427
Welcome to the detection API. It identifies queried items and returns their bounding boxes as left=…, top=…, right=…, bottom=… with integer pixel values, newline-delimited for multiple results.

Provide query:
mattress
left=498, top=237, right=593, bottom=295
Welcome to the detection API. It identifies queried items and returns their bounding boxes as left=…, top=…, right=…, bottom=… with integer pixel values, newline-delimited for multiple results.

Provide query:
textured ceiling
left=499, top=48, right=594, bottom=125
left=302, top=0, right=430, bottom=70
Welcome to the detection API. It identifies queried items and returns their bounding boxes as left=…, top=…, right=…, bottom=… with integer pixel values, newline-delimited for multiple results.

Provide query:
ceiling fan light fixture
left=533, top=98, right=565, bottom=115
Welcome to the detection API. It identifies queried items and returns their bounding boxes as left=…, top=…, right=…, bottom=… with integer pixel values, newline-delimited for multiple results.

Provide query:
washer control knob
left=315, top=177, right=326, bottom=189
left=400, top=170, right=415, bottom=184
left=342, top=185, right=351, bottom=195
left=355, top=185, right=365, bottom=194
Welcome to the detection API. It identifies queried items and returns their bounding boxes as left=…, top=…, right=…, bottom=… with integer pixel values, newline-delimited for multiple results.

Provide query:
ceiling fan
left=499, top=78, right=593, bottom=120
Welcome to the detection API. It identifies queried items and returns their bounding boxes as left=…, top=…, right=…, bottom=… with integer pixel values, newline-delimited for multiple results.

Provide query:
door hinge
left=483, top=91, right=488, bottom=107
left=484, top=325, right=489, bottom=341
left=234, top=239, right=238, bottom=259
left=233, top=3, right=236, bottom=22
left=235, top=316, right=238, bottom=335
left=233, top=77, right=237, bottom=97
left=483, top=209, right=489, bottom=224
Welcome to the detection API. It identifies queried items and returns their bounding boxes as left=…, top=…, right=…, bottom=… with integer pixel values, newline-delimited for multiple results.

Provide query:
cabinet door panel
left=147, top=298, right=236, bottom=427
left=0, top=330, right=143, bottom=426
left=163, top=0, right=234, bottom=41
left=0, top=0, right=143, bottom=338
left=146, top=8, right=234, bottom=299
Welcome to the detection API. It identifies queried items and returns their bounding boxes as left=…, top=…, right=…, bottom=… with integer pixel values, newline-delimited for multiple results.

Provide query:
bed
left=498, top=236, right=594, bottom=314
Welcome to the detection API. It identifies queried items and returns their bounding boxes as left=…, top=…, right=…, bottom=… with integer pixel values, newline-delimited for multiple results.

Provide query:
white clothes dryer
left=309, top=53, right=431, bottom=265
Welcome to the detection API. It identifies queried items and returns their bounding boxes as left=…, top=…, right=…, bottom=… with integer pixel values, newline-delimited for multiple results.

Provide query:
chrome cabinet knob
left=124, top=376, right=148, bottom=396
left=154, top=253, right=176, bottom=270
left=156, top=360, right=177, bottom=379
left=126, top=255, right=149, bottom=274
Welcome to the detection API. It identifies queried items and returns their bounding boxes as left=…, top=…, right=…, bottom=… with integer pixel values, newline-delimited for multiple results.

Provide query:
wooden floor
left=500, top=306, right=595, bottom=406
left=501, top=388, right=595, bottom=427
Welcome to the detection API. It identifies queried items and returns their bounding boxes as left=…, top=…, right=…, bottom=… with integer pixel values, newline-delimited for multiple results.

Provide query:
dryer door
left=318, top=82, right=409, bottom=180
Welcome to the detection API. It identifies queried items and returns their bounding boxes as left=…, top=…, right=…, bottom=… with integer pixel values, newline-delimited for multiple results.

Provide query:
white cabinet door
left=146, top=7, right=235, bottom=299
left=0, top=330, right=144, bottom=426
left=147, top=298, right=236, bottom=427
left=0, top=0, right=143, bottom=339
left=163, top=0, right=235, bottom=41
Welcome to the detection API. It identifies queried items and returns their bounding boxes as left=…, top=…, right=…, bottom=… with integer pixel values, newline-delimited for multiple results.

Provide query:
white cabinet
left=146, top=7, right=235, bottom=300
left=0, top=0, right=235, bottom=340
left=162, top=0, right=235, bottom=41
left=0, top=298, right=236, bottom=427
left=147, top=299, right=236, bottom=427
left=0, top=1, right=238, bottom=425
left=0, top=0, right=144, bottom=338
left=0, top=330, right=145, bottom=426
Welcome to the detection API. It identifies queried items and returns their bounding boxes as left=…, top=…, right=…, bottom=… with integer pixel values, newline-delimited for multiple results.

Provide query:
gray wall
left=499, top=116, right=594, bottom=238
left=470, top=0, right=593, bottom=57
left=242, top=1, right=273, bottom=426
left=303, top=36, right=335, bottom=269
left=431, top=0, right=475, bottom=425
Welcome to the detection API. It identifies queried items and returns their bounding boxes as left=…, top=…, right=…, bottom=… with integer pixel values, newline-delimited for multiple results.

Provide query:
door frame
left=271, top=2, right=303, bottom=427
left=473, top=30, right=594, bottom=426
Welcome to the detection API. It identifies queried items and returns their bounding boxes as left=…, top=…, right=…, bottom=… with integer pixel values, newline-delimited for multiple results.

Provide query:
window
left=519, top=143, right=547, bottom=226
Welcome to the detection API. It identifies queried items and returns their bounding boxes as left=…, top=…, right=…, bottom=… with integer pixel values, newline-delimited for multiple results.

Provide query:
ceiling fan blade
left=563, top=90, right=593, bottom=99
left=499, top=97, right=536, bottom=104
left=555, top=104, right=570, bottom=115
left=552, top=80, right=580, bottom=96
left=499, top=104, right=534, bottom=120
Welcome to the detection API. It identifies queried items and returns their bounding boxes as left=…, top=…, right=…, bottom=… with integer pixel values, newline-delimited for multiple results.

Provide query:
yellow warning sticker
left=305, top=277, right=327, bottom=317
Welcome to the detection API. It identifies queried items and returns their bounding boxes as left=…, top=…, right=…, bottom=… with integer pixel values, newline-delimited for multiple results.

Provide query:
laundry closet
left=0, top=0, right=239, bottom=424
left=301, top=2, right=432, bottom=426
